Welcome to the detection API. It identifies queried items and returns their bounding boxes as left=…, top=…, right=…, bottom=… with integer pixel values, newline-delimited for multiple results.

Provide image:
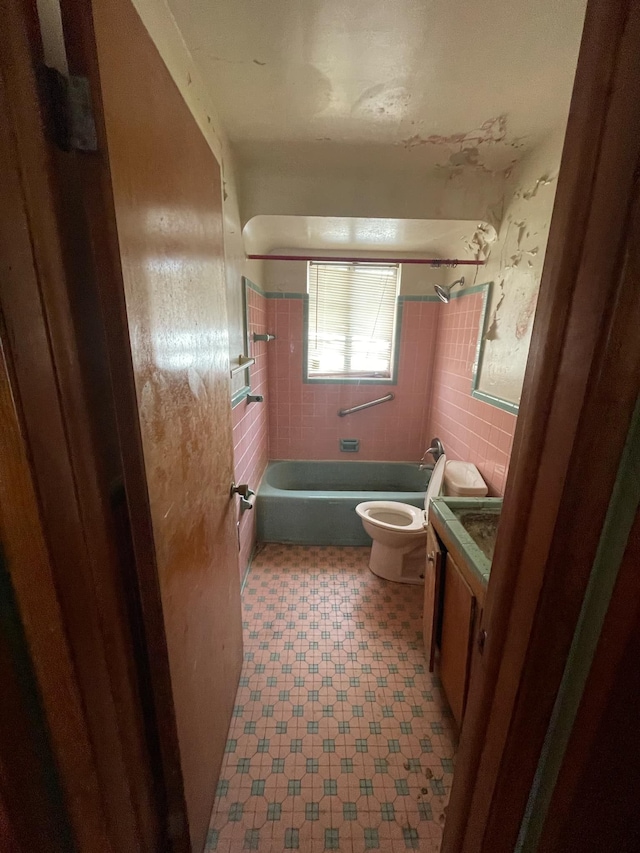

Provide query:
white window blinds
left=307, top=262, right=400, bottom=379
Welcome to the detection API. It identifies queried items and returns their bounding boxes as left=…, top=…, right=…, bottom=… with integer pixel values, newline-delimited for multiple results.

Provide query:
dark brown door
left=62, top=0, right=244, bottom=848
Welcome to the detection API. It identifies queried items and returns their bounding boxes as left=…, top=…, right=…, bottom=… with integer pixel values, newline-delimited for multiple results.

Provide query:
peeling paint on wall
left=445, top=132, right=563, bottom=405
left=400, top=115, right=522, bottom=196
left=484, top=282, right=505, bottom=341
left=463, top=222, right=498, bottom=281
left=519, top=172, right=558, bottom=200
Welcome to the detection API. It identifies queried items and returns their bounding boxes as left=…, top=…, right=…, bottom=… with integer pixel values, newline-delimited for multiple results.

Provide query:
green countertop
left=429, top=497, right=503, bottom=587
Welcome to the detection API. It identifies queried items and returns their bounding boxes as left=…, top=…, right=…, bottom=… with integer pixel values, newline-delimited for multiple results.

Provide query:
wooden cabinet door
left=423, top=525, right=443, bottom=672
left=440, top=555, right=476, bottom=727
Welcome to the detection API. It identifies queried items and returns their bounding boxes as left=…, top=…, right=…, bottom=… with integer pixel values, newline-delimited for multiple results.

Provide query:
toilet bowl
left=356, top=455, right=447, bottom=584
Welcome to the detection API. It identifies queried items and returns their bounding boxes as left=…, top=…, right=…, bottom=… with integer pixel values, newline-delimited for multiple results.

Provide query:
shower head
left=434, top=276, right=465, bottom=303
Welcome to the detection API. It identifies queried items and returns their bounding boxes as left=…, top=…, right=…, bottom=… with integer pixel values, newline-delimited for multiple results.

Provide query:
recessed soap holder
left=340, top=438, right=360, bottom=453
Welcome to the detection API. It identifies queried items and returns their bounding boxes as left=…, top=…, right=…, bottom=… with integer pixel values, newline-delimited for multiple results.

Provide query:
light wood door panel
left=89, top=0, right=243, bottom=848
left=423, top=525, right=443, bottom=672
left=440, top=556, right=476, bottom=727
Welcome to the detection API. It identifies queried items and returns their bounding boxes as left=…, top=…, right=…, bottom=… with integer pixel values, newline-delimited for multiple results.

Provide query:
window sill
left=304, top=375, right=396, bottom=386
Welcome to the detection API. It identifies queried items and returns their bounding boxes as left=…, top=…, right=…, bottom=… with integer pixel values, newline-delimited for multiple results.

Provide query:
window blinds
left=307, top=263, right=400, bottom=378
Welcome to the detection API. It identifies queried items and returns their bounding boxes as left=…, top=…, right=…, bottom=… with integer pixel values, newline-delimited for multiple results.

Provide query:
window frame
left=303, top=261, right=402, bottom=385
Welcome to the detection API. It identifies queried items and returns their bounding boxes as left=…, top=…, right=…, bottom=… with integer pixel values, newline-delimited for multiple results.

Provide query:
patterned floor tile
left=207, top=545, right=456, bottom=852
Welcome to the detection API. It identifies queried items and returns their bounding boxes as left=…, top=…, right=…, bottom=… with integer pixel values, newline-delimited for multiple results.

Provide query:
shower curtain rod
left=246, top=254, right=485, bottom=266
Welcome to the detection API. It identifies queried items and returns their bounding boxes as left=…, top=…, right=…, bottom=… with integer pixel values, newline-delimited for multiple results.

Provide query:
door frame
left=443, top=1, right=640, bottom=850
left=537, top=474, right=640, bottom=851
left=3, top=0, right=640, bottom=851
left=0, top=0, right=187, bottom=849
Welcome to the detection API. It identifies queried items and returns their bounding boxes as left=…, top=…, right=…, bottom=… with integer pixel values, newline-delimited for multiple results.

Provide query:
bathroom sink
left=453, top=509, right=501, bottom=562
left=429, top=497, right=503, bottom=585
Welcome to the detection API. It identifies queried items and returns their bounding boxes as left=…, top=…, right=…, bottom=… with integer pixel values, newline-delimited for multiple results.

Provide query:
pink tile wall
left=266, top=297, right=439, bottom=462
left=232, top=286, right=269, bottom=580
left=427, top=291, right=517, bottom=495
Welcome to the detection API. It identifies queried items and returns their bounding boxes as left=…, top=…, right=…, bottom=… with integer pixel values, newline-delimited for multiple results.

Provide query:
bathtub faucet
left=419, top=438, right=445, bottom=469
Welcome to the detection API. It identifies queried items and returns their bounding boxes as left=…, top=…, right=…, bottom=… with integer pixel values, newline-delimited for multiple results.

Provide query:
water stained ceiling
left=166, top=0, right=586, bottom=254
left=168, top=0, right=586, bottom=159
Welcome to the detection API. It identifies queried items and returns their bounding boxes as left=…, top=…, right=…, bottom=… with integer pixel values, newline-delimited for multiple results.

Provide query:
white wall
left=238, top=140, right=512, bottom=226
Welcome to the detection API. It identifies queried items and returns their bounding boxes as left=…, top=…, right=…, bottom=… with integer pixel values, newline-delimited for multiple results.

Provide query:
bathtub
left=257, top=460, right=431, bottom=546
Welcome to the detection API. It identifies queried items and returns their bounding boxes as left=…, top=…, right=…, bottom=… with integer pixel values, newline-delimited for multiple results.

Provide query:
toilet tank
left=443, top=461, right=488, bottom=497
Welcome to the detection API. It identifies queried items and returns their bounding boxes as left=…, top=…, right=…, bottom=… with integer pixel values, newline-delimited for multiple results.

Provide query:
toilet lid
left=424, top=454, right=446, bottom=519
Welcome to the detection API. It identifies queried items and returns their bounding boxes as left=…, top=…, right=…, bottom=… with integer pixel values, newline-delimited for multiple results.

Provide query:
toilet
left=356, top=455, right=447, bottom=585
left=356, top=458, right=489, bottom=584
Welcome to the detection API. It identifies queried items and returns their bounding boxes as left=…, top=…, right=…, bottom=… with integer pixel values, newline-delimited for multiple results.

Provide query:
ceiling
left=243, top=216, right=495, bottom=258
left=168, top=0, right=586, bottom=154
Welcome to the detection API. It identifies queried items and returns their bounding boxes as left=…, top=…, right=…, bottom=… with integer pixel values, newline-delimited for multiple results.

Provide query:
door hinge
left=40, top=66, right=98, bottom=152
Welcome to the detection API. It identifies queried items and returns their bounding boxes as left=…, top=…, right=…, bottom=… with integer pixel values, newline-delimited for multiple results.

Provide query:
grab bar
left=338, top=393, right=394, bottom=417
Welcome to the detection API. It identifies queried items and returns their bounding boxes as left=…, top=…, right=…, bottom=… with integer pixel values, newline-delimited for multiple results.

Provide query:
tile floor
left=207, top=545, right=457, bottom=852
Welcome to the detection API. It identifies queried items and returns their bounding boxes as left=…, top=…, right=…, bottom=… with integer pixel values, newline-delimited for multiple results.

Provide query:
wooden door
left=440, top=556, right=476, bottom=727
left=423, top=525, right=443, bottom=672
left=63, top=0, right=244, bottom=848
left=2, top=3, right=167, bottom=846
left=442, top=2, right=640, bottom=849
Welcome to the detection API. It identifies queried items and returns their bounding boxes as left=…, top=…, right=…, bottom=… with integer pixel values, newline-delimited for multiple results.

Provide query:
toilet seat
left=355, top=453, right=447, bottom=534
left=356, top=501, right=425, bottom=533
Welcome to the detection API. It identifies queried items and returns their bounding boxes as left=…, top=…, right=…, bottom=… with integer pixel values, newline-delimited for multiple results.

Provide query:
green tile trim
left=471, top=388, right=520, bottom=415
left=429, top=496, right=503, bottom=583
left=231, top=383, right=251, bottom=408
left=399, top=293, right=441, bottom=302
left=233, top=277, right=254, bottom=407
left=469, top=281, right=520, bottom=415
left=264, top=291, right=306, bottom=299
left=448, top=281, right=492, bottom=299
left=244, top=277, right=264, bottom=295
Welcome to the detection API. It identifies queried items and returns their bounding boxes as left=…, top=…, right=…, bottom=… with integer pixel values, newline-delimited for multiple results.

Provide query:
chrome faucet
left=419, top=437, right=444, bottom=470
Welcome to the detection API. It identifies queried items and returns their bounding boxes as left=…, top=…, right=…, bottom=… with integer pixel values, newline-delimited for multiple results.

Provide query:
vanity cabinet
left=424, top=520, right=487, bottom=728
left=439, top=554, right=476, bottom=726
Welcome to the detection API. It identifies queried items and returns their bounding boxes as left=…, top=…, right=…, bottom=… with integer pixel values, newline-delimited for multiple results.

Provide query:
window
left=306, top=262, right=400, bottom=381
